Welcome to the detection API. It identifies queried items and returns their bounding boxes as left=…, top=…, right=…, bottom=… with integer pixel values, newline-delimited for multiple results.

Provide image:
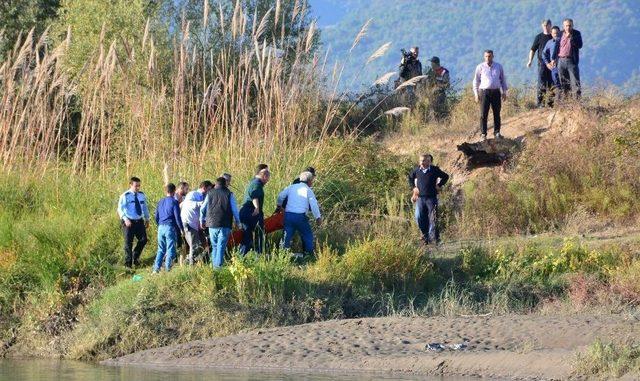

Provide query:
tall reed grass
left=0, top=1, right=354, bottom=180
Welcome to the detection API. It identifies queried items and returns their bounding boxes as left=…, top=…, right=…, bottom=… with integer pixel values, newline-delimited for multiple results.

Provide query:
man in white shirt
left=181, top=180, right=213, bottom=264
left=473, top=50, right=508, bottom=140
left=276, top=171, right=322, bottom=256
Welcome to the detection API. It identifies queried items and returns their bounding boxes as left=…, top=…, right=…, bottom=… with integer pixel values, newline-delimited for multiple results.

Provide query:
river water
left=0, top=359, right=475, bottom=380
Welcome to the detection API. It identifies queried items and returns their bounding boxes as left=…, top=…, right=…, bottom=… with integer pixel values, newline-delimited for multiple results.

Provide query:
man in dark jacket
left=200, top=177, right=241, bottom=268
left=557, top=18, right=583, bottom=99
left=408, top=154, right=449, bottom=245
left=527, top=19, right=553, bottom=107
left=239, top=164, right=270, bottom=255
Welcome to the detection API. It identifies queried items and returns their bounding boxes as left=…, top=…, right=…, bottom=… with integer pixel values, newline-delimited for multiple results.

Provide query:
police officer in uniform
left=117, top=176, right=150, bottom=267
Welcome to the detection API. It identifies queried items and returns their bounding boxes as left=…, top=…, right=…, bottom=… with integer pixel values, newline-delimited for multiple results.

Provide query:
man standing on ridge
left=408, top=154, right=449, bottom=245
left=542, top=26, right=562, bottom=106
left=276, top=171, right=322, bottom=258
left=153, top=183, right=184, bottom=273
left=527, top=19, right=553, bottom=108
left=426, top=56, right=450, bottom=119
left=239, top=164, right=271, bottom=255
left=473, top=50, right=508, bottom=140
left=557, top=18, right=583, bottom=100
left=117, top=176, right=150, bottom=268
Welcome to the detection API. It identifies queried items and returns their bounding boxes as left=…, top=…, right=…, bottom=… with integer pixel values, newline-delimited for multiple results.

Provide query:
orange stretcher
left=227, top=211, right=285, bottom=248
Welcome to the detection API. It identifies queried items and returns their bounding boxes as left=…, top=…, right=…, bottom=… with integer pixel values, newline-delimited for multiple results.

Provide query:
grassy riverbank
left=1, top=2, right=640, bottom=378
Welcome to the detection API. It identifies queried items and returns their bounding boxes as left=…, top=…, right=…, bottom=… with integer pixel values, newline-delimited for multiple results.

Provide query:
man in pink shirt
left=473, top=50, right=508, bottom=140
left=557, top=18, right=583, bottom=99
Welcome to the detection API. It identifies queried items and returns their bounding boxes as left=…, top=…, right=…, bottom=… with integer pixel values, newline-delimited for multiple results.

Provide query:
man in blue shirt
left=181, top=180, right=213, bottom=265
left=153, top=183, right=184, bottom=273
left=117, top=177, right=150, bottom=268
left=200, top=177, right=241, bottom=268
left=239, top=164, right=270, bottom=255
left=542, top=26, right=561, bottom=106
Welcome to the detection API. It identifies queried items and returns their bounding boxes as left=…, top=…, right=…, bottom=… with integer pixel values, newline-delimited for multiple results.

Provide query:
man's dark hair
left=165, top=183, right=176, bottom=193
left=200, top=180, right=214, bottom=189
left=305, top=166, right=316, bottom=176
left=484, top=49, right=494, bottom=55
left=542, top=19, right=552, bottom=26
left=130, top=176, right=141, bottom=184
left=551, top=26, right=560, bottom=32
left=215, top=177, right=227, bottom=188
left=177, top=181, right=189, bottom=190
left=563, top=18, right=573, bottom=24
left=421, top=154, right=434, bottom=161
left=255, top=163, right=269, bottom=174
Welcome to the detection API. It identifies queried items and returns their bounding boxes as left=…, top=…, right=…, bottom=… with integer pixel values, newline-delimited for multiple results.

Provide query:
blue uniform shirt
left=117, top=190, right=150, bottom=221
left=155, top=196, right=183, bottom=229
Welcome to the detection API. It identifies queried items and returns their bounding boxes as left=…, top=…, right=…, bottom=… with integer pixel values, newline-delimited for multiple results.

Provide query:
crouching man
left=276, top=171, right=322, bottom=257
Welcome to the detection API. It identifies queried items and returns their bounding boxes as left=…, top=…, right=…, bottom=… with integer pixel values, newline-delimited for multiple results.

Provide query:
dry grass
left=0, top=4, right=363, bottom=180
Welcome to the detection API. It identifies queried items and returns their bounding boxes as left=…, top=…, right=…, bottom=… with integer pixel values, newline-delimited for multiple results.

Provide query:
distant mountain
left=308, top=0, right=640, bottom=92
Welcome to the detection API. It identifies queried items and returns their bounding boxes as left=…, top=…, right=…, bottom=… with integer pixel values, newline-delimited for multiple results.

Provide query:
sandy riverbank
left=104, top=313, right=640, bottom=380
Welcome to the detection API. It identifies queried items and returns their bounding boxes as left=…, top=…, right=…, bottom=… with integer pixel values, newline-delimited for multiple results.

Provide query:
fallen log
left=457, top=138, right=521, bottom=169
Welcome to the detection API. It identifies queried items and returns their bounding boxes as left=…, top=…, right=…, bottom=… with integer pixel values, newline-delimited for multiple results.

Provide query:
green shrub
left=460, top=240, right=623, bottom=286
left=575, top=339, right=640, bottom=378
left=340, top=237, right=435, bottom=295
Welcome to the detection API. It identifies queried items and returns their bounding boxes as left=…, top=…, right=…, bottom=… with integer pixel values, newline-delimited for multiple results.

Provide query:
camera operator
left=399, top=46, right=423, bottom=82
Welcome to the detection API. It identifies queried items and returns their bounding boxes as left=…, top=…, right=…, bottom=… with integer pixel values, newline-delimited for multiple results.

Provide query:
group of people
left=528, top=18, right=583, bottom=107
left=116, top=165, right=322, bottom=272
left=473, top=17, right=582, bottom=140
left=397, top=46, right=451, bottom=117
left=115, top=18, right=584, bottom=267
left=399, top=18, right=583, bottom=240
left=399, top=18, right=582, bottom=140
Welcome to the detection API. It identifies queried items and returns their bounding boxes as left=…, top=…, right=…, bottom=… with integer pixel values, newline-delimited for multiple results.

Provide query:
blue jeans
left=239, top=205, right=264, bottom=255
left=208, top=227, right=231, bottom=268
left=415, top=197, right=439, bottom=243
left=153, top=224, right=178, bottom=271
left=283, top=212, right=314, bottom=254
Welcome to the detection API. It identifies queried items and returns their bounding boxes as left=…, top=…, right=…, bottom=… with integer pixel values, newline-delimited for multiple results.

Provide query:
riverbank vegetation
left=1, top=2, right=640, bottom=379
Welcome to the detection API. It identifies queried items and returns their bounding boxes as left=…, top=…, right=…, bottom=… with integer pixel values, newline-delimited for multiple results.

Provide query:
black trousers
left=537, top=62, right=553, bottom=106
left=239, top=205, right=265, bottom=255
left=558, top=57, right=581, bottom=99
left=479, top=88, right=502, bottom=135
left=122, top=219, right=147, bottom=266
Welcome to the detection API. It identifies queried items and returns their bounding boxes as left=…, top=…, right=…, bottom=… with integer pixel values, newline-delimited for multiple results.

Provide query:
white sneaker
left=495, top=132, right=503, bottom=139
left=481, top=133, right=487, bottom=141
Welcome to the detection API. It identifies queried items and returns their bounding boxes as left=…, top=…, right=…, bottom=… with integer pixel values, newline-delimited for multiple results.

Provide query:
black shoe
left=133, top=260, right=141, bottom=267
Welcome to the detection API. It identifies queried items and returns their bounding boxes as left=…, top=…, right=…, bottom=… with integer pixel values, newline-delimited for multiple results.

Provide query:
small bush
left=340, top=237, right=435, bottom=295
left=574, top=339, right=640, bottom=378
left=610, top=260, right=640, bottom=305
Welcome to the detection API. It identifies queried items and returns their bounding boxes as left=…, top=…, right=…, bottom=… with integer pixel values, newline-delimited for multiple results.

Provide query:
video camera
left=401, top=48, right=414, bottom=62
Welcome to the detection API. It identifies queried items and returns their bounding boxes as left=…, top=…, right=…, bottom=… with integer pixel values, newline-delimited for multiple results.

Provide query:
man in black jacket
left=408, top=154, right=449, bottom=245
left=527, top=19, right=553, bottom=107
left=557, top=18, right=583, bottom=99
